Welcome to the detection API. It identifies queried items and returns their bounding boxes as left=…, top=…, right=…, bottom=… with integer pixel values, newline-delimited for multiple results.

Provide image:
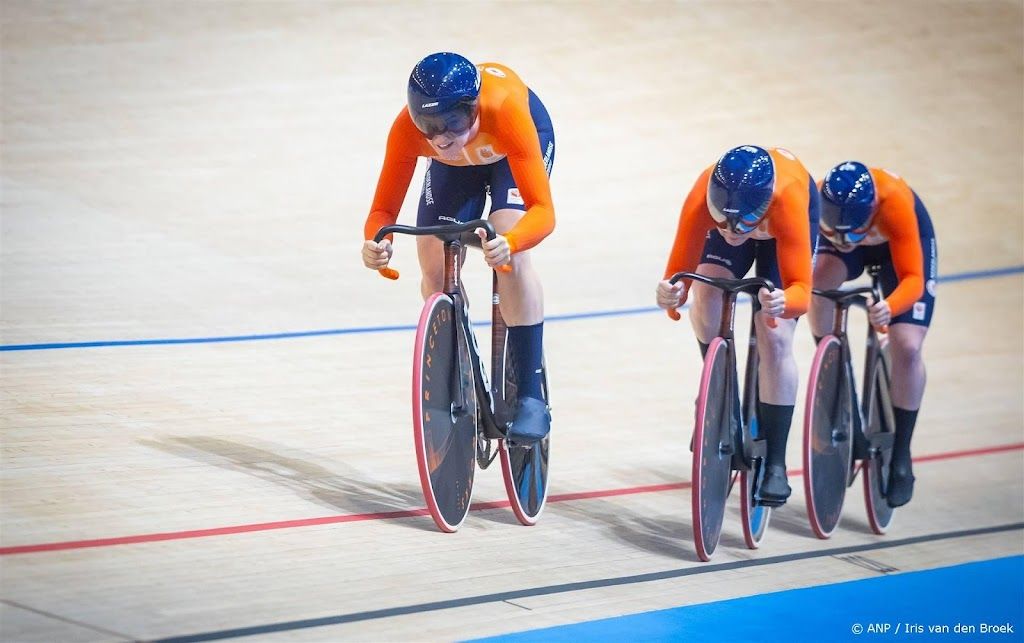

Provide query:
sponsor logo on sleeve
left=926, top=279, right=937, bottom=297
left=507, top=188, right=524, bottom=206
left=912, top=302, right=927, bottom=320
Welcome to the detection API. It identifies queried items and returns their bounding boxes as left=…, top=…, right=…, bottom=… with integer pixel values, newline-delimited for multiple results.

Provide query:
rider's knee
left=420, top=269, right=444, bottom=295
left=888, top=330, right=924, bottom=364
left=757, top=321, right=794, bottom=361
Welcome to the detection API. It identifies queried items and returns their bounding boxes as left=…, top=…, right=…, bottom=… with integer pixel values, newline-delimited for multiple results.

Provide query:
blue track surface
left=471, top=556, right=1024, bottom=643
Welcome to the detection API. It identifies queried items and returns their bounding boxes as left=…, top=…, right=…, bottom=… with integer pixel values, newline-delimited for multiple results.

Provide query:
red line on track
left=3, top=442, right=1020, bottom=556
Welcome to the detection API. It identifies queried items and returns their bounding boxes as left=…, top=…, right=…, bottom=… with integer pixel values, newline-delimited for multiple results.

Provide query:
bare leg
left=489, top=208, right=548, bottom=441
left=809, top=253, right=848, bottom=340
left=488, top=208, right=543, bottom=325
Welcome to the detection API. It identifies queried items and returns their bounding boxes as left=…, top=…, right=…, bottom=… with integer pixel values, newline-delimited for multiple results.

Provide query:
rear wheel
left=739, top=442, right=771, bottom=548
left=498, top=330, right=550, bottom=526
left=740, top=339, right=770, bottom=549
left=803, top=336, right=854, bottom=539
left=412, top=293, right=478, bottom=533
left=863, top=351, right=896, bottom=534
left=692, top=338, right=733, bottom=562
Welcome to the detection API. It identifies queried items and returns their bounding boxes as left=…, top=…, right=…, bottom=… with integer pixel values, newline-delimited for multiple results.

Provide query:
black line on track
left=149, top=522, right=1023, bottom=642
left=1, top=598, right=139, bottom=640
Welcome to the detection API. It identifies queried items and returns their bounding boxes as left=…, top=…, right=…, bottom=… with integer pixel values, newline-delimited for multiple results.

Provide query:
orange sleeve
left=498, top=99, right=555, bottom=254
left=663, top=167, right=716, bottom=303
left=363, top=110, right=422, bottom=241
left=769, top=181, right=814, bottom=317
left=875, top=184, right=924, bottom=315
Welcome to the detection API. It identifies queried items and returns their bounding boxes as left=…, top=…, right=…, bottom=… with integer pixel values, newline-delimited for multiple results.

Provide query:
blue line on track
left=2, top=264, right=1021, bottom=352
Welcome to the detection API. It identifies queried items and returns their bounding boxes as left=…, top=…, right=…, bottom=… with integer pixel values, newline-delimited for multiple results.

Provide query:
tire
left=802, top=336, right=854, bottom=539
left=412, top=293, right=477, bottom=532
left=692, top=338, right=733, bottom=562
left=863, top=351, right=896, bottom=534
left=740, top=338, right=770, bottom=549
left=498, top=330, right=550, bottom=526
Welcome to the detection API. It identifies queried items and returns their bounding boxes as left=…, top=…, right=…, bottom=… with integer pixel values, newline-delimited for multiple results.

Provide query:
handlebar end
left=378, top=267, right=400, bottom=281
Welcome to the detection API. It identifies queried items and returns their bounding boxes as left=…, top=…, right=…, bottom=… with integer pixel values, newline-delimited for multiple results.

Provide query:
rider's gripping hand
left=868, top=298, right=892, bottom=328
left=657, top=279, right=687, bottom=320
left=362, top=239, right=393, bottom=270
left=476, top=228, right=511, bottom=268
left=757, top=286, right=786, bottom=319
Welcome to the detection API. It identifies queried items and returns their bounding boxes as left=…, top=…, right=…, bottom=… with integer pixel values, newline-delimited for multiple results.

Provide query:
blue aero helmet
left=820, top=161, right=877, bottom=248
left=407, top=52, right=481, bottom=138
left=706, top=145, right=776, bottom=234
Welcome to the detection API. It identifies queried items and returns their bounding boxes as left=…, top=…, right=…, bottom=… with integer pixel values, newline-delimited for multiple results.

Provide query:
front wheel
left=803, top=336, right=854, bottom=539
left=692, top=338, right=733, bottom=562
left=497, top=331, right=550, bottom=526
left=412, top=293, right=478, bottom=533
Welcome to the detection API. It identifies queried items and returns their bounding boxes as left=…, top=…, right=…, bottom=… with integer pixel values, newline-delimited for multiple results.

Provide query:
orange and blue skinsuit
left=363, top=62, right=554, bottom=254
left=663, top=147, right=819, bottom=317
left=818, top=168, right=935, bottom=326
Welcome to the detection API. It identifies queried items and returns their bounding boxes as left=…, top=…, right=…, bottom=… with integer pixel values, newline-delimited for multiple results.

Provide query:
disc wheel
left=498, top=331, right=550, bottom=526
left=740, top=419, right=771, bottom=548
left=692, top=338, right=733, bottom=562
left=863, top=353, right=896, bottom=534
left=412, top=294, right=478, bottom=532
left=803, top=336, right=854, bottom=539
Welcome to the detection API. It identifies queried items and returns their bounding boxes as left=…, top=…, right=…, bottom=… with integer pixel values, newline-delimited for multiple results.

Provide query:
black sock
left=508, top=323, right=544, bottom=400
left=698, top=340, right=709, bottom=359
left=758, top=402, right=794, bottom=469
left=891, top=407, right=919, bottom=473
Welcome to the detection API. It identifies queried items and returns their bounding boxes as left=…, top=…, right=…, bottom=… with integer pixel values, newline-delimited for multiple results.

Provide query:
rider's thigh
left=417, top=235, right=446, bottom=296
left=490, top=208, right=535, bottom=272
left=810, top=253, right=849, bottom=335
left=689, top=263, right=733, bottom=340
left=813, top=252, right=849, bottom=289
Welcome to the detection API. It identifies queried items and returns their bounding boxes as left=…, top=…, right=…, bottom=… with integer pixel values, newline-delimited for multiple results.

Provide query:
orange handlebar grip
left=668, top=308, right=681, bottom=321
left=378, top=267, right=400, bottom=280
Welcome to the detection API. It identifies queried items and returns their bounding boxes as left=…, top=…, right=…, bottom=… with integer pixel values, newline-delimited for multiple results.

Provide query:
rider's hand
left=868, top=298, right=892, bottom=328
left=476, top=228, right=511, bottom=268
left=362, top=239, right=393, bottom=270
left=758, top=287, right=786, bottom=319
left=657, top=279, right=687, bottom=320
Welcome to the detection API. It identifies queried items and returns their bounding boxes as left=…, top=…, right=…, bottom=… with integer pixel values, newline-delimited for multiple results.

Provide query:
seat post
left=443, top=241, right=462, bottom=295
left=718, top=290, right=736, bottom=340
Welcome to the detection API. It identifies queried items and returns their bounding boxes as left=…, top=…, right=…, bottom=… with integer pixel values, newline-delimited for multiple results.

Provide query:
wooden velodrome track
left=2, top=1, right=1022, bottom=641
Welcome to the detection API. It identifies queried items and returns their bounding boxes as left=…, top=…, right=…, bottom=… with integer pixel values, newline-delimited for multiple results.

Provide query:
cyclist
left=360, top=52, right=555, bottom=443
left=656, top=145, right=820, bottom=506
left=810, top=161, right=934, bottom=508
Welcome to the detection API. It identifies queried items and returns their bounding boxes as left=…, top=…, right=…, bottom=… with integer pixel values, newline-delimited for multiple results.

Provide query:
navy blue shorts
left=817, top=191, right=937, bottom=327
left=417, top=90, right=555, bottom=227
left=700, top=175, right=821, bottom=290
